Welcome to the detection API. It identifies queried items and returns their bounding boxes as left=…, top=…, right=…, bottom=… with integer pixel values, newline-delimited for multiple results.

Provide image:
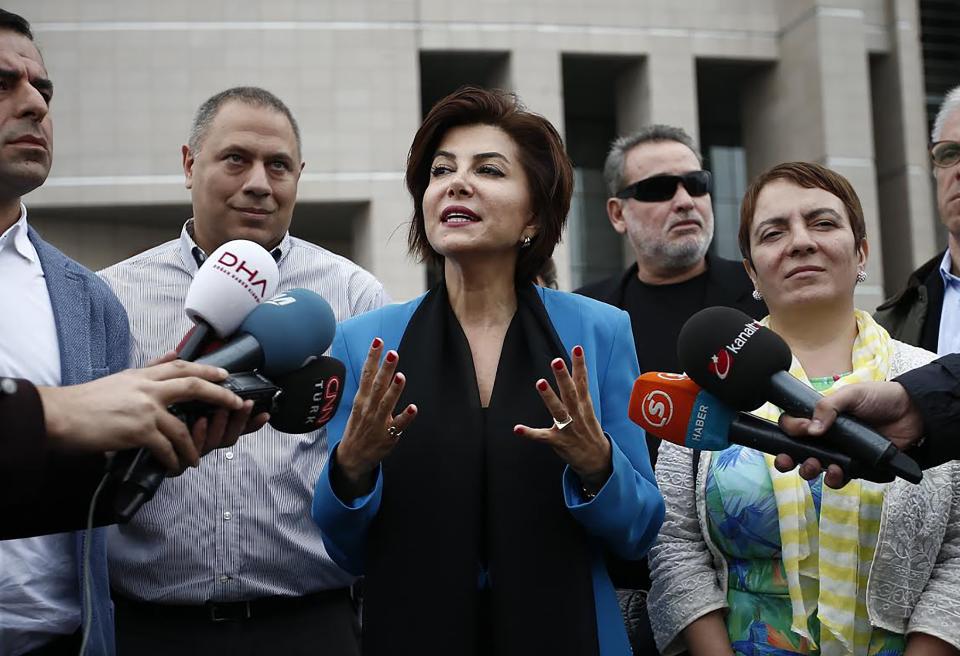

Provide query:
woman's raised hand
left=514, top=345, right=612, bottom=496
left=334, top=338, right=417, bottom=496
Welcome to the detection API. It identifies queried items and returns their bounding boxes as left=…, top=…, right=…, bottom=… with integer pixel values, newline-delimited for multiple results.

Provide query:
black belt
left=113, top=587, right=351, bottom=623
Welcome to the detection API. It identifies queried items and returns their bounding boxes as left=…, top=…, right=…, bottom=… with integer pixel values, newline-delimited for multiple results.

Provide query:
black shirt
left=622, top=272, right=709, bottom=374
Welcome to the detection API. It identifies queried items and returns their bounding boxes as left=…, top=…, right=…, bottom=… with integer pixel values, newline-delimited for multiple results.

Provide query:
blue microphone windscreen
left=684, top=390, right=738, bottom=451
left=239, top=288, right=337, bottom=376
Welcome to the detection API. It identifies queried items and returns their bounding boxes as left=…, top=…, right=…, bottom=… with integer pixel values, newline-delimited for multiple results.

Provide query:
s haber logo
left=641, top=390, right=673, bottom=428
left=708, top=349, right=733, bottom=380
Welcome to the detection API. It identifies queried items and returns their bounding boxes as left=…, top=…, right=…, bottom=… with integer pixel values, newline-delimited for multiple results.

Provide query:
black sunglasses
left=931, top=141, right=960, bottom=168
left=615, top=170, right=712, bottom=202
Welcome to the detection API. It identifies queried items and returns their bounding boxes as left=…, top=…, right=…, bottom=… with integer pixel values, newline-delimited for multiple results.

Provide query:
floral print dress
left=704, top=379, right=905, bottom=656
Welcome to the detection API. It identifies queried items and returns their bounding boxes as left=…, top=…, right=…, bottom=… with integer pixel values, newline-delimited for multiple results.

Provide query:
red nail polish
left=393, top=374, right=403, bottom=384
left=573, top=345, right=583, bottom=358
left=372, top=337, right=383, bottom=349
left=406, top=406, right=416, bottom=415
left=552, top=358, right=564, bottom=370
left=385, top=351, right=397, bottom=363
left=536, top=380, right=548, bottom=392
left=513, top=426, right=524, bottom=435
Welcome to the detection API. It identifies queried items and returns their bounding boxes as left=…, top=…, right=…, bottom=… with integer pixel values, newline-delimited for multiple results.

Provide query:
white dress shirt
left=0, top=206, right=80, bottom=656
left=100, top=221, right=388, bottom=603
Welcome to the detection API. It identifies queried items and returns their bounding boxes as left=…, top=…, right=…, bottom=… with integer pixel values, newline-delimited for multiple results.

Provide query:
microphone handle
left=110, top=449, right=167, bottom=523
left=767, top=371, right=899, bottom=466
left=726, top=413, right=886, bottom=481
left=195, top=333, right=263, bottom=372
left=177, top=320, right=214, bottom=362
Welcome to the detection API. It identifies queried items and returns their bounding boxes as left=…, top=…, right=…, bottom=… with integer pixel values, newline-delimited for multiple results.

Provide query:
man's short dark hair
left=0, top=10, right=33, bottom=40
left=188, top=86, right=301, bottom=156
left=603, top=125, right=703, bottom=197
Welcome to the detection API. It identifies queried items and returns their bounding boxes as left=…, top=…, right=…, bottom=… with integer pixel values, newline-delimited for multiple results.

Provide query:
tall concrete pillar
left=870, top=0, right=937, bottom=293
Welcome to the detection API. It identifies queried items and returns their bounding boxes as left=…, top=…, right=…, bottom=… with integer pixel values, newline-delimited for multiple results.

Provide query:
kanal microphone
left=178, top=239, right=280, bottom=360
left=194, top=288, right=337, bottom=377
left=626, top=372, right=897, bottom=482
left=676, top=307, right=922, bottom=484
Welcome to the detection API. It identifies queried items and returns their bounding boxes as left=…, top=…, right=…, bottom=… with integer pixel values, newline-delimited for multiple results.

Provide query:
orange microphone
left=626, top=372, right=899, bottom=482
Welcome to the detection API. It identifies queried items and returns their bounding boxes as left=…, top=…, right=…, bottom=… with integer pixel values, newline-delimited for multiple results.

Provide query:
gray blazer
left=647, top=340, right=960, bottom=654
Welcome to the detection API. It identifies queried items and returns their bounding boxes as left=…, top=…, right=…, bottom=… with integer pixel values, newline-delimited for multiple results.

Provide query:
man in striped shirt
left=99, top=86, right=388, bottom=655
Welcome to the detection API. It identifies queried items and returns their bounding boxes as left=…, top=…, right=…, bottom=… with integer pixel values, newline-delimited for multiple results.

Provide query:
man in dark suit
left=577, top=125, right=765, bottom=423
left=875, top=85, right=960, bottom=356
left=575, top=125, right=764, bottom=654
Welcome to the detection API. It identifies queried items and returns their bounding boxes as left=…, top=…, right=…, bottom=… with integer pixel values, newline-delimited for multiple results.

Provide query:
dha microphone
left=194, top=288, right=337, bottom=377
left=111, top=289, right=338, bottom=521
left=178, top=239, right=280, bottom=360
left=625, top=372, right=898, bottom=481
left=677, top=307, right=922, bottom=484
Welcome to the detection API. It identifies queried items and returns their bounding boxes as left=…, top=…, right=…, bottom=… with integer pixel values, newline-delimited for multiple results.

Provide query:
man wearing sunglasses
left=575, top=125, right=764, bottom=655
left=577, top=124, right=764, bottom=408
left=876, top=85, right=960, bottom=356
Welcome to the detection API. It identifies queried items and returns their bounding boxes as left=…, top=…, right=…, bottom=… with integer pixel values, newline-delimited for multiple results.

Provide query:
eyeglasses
left=615, top=170, right=712, bottom=202
left=931, top=141, right=960, bottom=168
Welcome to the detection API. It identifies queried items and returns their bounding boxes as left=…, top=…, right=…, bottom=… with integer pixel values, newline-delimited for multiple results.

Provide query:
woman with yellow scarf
left=647, top=162, right=960, bottom=656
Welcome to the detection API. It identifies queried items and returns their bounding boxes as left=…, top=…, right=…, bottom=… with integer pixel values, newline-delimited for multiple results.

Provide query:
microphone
left=268, top=356, right=346, bottom=434
left=178, top=239, right=280, bottom=360
left=676, top=307, right=922, bottom=484
left=194, top=288, right=337, bottom=377
left=626, top=372, right=900, bottom=483
left=111, top=289, right=338, bottom=521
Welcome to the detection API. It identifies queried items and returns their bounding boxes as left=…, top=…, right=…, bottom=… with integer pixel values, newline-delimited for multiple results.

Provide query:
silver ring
left=387, top=425, right=403, bottom=441
left=552, top=415, right=574, bottom=431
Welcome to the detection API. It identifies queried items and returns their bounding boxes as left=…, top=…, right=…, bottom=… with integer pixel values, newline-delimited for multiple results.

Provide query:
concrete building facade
left=11, top=0, right=942, bottom=309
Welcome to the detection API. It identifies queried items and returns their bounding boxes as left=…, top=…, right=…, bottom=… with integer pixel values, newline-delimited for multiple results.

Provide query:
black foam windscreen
left=269, top=356, right=346, bottom=434
left=677, top=306, right=792, bottom=411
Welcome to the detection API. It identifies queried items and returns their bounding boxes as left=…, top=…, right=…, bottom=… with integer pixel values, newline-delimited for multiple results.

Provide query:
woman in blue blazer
left=312, top=87, right=664, bottom=656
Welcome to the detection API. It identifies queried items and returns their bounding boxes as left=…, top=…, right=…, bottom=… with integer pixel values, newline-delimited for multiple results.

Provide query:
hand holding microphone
left=627, top=372, right=885, bottom=481
left=113, top=284, right=342, bottom=521
left=676, top=306, right=922, bottom=484
left=776, top=381, right=924, bottom=487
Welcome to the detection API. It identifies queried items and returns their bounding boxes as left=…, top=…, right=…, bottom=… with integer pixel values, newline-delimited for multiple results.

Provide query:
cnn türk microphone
left=178, top=239, right=280, bottom=360
left=194, top=288, right=337, bottom=377
left=626, top=372, right=895, bottom=482
left=676, top=307, right=922, bottom=484
left=111, top=289, right=338, bottom=521
left=269, top=356, right=346, bottom=434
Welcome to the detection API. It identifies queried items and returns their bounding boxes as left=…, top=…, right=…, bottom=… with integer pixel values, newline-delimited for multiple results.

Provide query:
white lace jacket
left=647, top=340, right=960, bottom=654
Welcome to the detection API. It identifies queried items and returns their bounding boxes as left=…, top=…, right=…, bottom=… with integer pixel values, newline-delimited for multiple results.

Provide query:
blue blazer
left=30, top=228, right=129, bottom=656
left=313, top=287, right=665, bottom=655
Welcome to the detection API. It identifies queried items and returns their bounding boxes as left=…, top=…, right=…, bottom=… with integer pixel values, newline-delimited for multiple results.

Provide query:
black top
left=623, top=273, right=708, bottom=373
left=895, top=353, right=960, bottom=468
left=577, top=256, right=766, bottom=466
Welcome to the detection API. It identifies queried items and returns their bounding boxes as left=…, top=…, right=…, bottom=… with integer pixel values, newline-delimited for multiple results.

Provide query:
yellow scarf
left=753, top=310, right=891, bottom=656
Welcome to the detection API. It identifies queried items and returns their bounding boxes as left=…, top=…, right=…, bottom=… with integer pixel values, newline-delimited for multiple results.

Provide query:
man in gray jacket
left=876, top=85, right=960, bottom=356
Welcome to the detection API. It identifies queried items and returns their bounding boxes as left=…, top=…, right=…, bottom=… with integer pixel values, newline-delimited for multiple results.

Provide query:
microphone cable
left=77, top=470, right=111, bottom=656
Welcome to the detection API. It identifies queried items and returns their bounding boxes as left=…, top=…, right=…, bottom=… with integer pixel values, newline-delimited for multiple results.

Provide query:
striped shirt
left=99, top=221, right=388, bottom=603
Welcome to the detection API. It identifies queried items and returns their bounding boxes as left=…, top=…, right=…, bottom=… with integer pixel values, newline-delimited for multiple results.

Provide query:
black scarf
left=361, top=282, right=600, bottom=656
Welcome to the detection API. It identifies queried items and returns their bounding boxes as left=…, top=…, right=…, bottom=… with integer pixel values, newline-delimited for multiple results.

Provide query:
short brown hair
left=405, top=86, right=574, bottom=284
left=738, top=161, right=866, bottom=265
